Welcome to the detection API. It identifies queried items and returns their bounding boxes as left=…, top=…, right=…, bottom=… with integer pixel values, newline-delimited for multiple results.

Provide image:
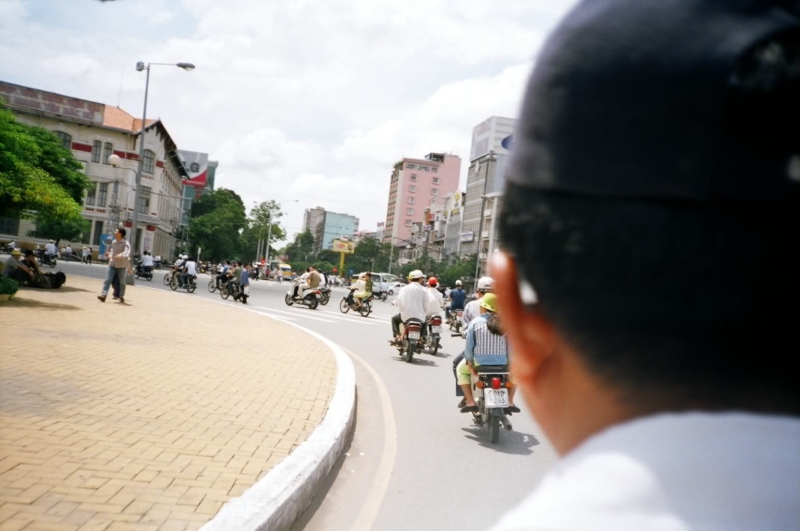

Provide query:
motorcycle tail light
left=475, top=380, right=485, bottom=389
left=431, top=317, right=442, bottom=325
left=491, top=377, right=501, bottom=390
left=505, top=381, right=513, bottom=389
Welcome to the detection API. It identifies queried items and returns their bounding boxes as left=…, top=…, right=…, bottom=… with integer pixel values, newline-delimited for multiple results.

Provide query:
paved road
left=57, top=263, right=558, bottom=530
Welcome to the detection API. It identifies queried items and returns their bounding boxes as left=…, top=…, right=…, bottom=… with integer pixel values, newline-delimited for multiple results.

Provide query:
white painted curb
left=200, top=318, right=356, bottom=531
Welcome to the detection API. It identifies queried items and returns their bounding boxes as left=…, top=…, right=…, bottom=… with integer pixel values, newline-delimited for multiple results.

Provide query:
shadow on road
left=391, top=357, right=438, bottom=367
left=460, top=426, right=540, bottom=455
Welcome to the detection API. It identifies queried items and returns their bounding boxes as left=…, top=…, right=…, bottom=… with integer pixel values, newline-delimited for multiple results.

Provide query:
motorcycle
left=134, top=264, right=153, bottom=281
left=320, top=286, right=331, bottom=305
left=373, top=289, right=388, bottom=302
left=395, top=318, right=424, bottom=362
left=339, top=293, right=372, bottom=317
left=35, top=249, right=57, bottom=268
left=447, top=309, right=463, bottom=334
left=170, top=274, right=197, bottom=293
left=468, top=365, right=514, bottom=444
left=424, top=315, right=443, bottom=355
left=249, top=267, right=259, bottom=281
left=285, top=283, right=321, bottom=310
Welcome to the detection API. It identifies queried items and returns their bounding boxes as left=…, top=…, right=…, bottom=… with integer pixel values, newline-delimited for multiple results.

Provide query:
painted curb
left=200, top=318, right=356, bottom=531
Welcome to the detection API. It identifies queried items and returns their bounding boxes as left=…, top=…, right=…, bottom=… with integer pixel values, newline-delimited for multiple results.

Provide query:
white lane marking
left=254, top=307, right=338, bottom=323
left=343, top=346, right=398, bottom=531
left=252, top=311, right=296, bottom=321
left=259, top=306, right=383, bottom=326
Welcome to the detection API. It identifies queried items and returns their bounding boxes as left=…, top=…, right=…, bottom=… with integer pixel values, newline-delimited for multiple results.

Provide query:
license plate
left=484, top=388, right=509, bottom=408
left=432, top=326, right=442, bottom=334
left=315, top=293, right=321, bottom=298
left=408, top=331, right=420, bottom=340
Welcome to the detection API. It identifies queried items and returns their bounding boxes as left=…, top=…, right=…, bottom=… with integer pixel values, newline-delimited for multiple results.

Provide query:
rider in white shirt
left=390, top=270, right=429, bottom=345
left=426, top=277, right=444, bottom=318
left=140, top=252, right=154, bottom=270
left=45, top=240, right=57, bottom=257
left=180, top=257, right=197, bottom=288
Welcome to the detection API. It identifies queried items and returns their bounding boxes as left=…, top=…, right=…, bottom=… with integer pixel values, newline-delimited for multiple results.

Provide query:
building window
left=92, top=220, right=104, bottom=246
left=97, top=183, right=108, bottom=207
left=405, top=219, right=413, bottom=226
left=432, top=166, right=438, bottom=173
left=85, top=182, right=97, bottom=206
left=410, top=174, right=417, bottom=182
left=142, top=150, right=156, bottom=174
left=406, top=163, right=416, bottom=169
left=103, top=142, right=113, bottom=165
left=91, top=140, right=102, bottom=163
left=407, top=208, right=414, bottom=215
left=420, top=165, right=430, bottom=172
left=53, top=131, right=72, bottom=150
left=408, top=197, right=415, bottom=204
left=0, top=217, right=20, bottom=236
left=431, top=188, right=438, bottom=196
left=138, top=185, right=151, bottom=214
left=409, top=185, right=416, bottom=193
left=433, top=177, right=440, bottom=184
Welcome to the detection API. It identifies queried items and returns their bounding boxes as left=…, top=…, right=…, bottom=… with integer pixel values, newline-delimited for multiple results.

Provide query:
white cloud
left=0, top=0, right=579, bottom=240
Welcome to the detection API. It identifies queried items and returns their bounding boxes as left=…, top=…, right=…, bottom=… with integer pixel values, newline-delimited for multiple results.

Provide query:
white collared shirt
left=396, top=281, right=428, bottom=322
left=489, top=412, right=800, bottom=531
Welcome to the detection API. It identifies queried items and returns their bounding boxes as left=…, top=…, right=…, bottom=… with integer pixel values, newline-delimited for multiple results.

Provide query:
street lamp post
left=263, top=199, right=298, bottom=265
left=130, top=61, right=195, bottom=256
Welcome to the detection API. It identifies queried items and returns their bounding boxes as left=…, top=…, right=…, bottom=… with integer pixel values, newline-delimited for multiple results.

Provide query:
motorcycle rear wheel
left=187, top=282, right=196, bottom=293
left=221, top=285, right=231, bottom=300
left=358, top=303, right=371, bottom=317
left=405, top=340, right=414, bottom=363
left=489, top=414, right=500, bottom=444
left=430, top=339, right=439, bottom=356
left=308, top=297, right=319, bottom=310
left=339, top=299, right=349, bottom=313
left=134, top=271, right=140, bottom=279
left=321, top=294, right=330, bottom=305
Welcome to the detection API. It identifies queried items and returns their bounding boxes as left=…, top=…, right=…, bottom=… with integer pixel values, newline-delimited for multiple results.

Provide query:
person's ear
left=489, top=252, right=557, bottom=395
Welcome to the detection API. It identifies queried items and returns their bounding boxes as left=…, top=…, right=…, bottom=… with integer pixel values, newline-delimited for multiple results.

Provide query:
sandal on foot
left=460, top=405, right=479, bottom=413
left=506, top=406, right=521, bottom=413
left=457, top=398, right=467, bottom=408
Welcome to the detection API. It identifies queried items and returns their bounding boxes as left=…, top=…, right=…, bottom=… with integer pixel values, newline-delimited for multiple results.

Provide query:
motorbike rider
left=454, top=276, right=495, bottom=405
left=456, top=293, right=519, bottom=414
left=424, top=277, right=445, bottom=340
left=216, top=260, right=231, bottom=288
left=180, top=256, right=197, bottom=288
left=139, top=251, right=154, bottom=274
left=390, top=270, right=428, bottom=346
left=348, top=272, right=373, bottom=308
left=44, top=239, right=58, bottom=263
left=446, top=280, right=466, bottom=320
left=21, top=249, right=41, bottom=277
left=169, top=254, right=186, bottom=283
left=293, top=266, right=320, bottom=299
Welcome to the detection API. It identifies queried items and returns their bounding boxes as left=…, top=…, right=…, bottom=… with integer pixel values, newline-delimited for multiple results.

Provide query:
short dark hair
left=117, top=227, right=126, bottom=237
left=500, top=186, right=797, bottom=414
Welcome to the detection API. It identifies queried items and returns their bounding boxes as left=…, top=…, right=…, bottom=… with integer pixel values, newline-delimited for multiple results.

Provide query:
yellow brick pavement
left=0, top=275, right=337, bottom=531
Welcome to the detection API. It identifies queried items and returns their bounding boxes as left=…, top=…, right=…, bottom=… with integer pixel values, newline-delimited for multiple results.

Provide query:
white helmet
left=182, top=254, right=188, bottom=259
left=408, top=269, right=425, bottom=280
left=455, top=280, right=462, bottom=286
left=477, top=276, right=495, bottom=292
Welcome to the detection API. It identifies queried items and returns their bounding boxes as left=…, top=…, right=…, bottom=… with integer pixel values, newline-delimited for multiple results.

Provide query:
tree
left=282, top=230, right=315, bottom=262
left=28, top=215, right=89, bottom=245
left=188, top=188, right=248, bottom=260
left=0, top=105, right=89, bottom=222
left=244, top=200, right=286, bottom=261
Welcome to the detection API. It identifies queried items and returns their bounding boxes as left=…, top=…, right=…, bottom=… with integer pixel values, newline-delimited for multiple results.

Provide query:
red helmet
left=428, top=277, right=438, bottom=287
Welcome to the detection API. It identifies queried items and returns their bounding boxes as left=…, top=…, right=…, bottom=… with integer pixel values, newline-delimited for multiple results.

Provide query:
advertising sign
left=332, top=239, right=355, bottom=254
left=460, top=231, right=474, bottom=243
left=178, top=150, right=209, bottom=188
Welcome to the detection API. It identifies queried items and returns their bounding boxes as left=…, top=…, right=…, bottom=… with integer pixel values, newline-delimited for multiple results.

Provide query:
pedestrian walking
left=87, top=246, right=93, bottom=265
left=98, top=227, right=131, bottom=303
left=236, top=263, right=251, bottom=304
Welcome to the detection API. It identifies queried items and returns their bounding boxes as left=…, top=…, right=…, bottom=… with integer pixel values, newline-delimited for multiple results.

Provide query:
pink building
left=384, top=153, right=461, bottom=245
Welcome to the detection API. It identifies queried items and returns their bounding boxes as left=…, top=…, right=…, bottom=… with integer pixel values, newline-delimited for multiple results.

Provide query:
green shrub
left=0, top=277, right=19, bottom=295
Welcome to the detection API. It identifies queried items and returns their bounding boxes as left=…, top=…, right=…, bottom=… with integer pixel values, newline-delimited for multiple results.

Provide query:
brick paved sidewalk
left=0, top=276, right=337, bottom=531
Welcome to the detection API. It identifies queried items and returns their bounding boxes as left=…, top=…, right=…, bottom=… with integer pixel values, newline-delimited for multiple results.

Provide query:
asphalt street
left=54, top=262, right=558, bottom=530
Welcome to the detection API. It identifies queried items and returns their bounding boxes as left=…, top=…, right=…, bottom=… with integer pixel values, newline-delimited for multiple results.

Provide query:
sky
left=0, top=0, right=579, bottom=241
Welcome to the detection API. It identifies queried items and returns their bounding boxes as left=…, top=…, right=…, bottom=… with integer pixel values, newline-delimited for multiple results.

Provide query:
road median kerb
left=200, top=310, right=356, bottom=531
